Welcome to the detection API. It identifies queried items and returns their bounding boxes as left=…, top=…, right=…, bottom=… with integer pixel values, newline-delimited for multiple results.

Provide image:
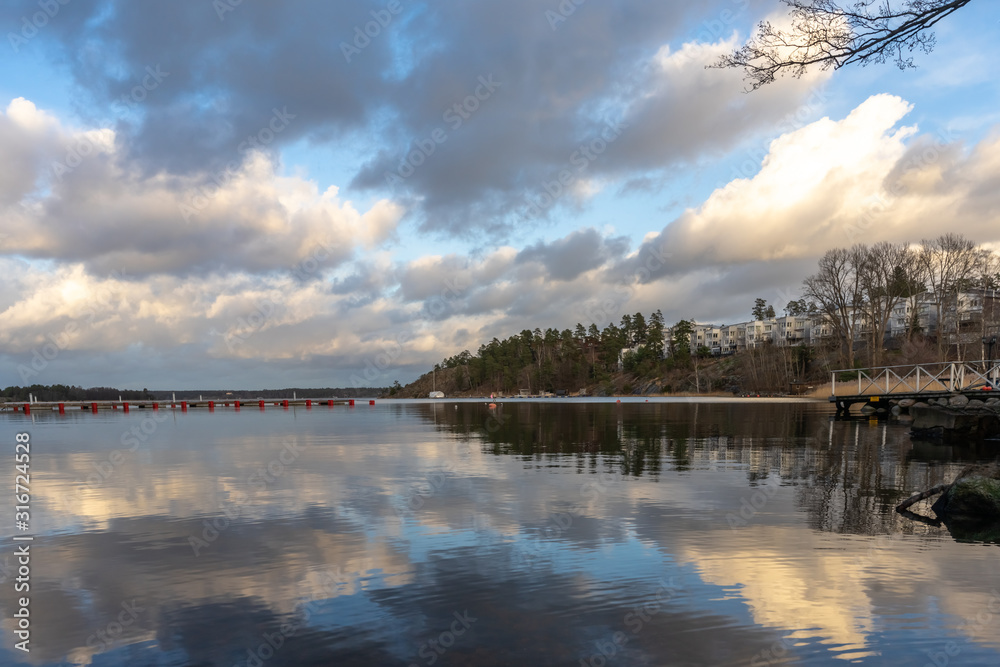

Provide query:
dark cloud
left=516, top=228, right=629, bottom=281
left=20, top=0, right=805, bottom=237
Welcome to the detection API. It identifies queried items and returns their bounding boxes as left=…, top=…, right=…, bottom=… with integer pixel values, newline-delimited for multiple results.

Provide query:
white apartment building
left=653, top=290, right=998, bottom=358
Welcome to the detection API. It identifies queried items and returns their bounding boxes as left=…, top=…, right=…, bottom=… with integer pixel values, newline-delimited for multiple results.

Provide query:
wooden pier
left=830, top=360, right=999, bottom=414
left=0, top=398, right=371, bottom=414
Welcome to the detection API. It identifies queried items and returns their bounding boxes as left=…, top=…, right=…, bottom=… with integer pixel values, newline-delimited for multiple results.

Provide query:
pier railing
left=831, top=361, right=1000, bottom=397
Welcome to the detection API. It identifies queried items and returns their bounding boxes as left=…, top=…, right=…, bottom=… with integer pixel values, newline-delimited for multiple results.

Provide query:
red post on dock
left=349, top=399, right=355, bottom=406
left=327, top=400, right=333, bottom=407
left=259, top=400, right=265, bottom=409
left=153, top=402, right=159, bottom=410
left=282, top=399, right=289, bottom=408
left=306, top=400, right=312, bottom=408
left=123, top=402, right=130, bottom=413
left=23, top=403, right=30, bottom=414
left=208, top=401, right=215, bottom=411
left=91, top=402, right=98, bottom=413
left=58, top=403, right=65, bottom=414
left=235, top=400, right=241, bottom=409
left=181, top=402, right=188, bottom=411
left=13, top=405, right=19, bottom=412
left=369, top=399, right=375, bottom=406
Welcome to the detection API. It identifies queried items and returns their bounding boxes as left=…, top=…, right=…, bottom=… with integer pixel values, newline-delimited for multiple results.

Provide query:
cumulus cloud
left=622, top=94, right=945, bottom=281
left=0, top=98, right=402, bottom=277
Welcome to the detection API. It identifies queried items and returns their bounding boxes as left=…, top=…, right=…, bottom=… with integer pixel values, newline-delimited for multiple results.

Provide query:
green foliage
left=783, top=299, right=817, bottom=316
left=671, top=319, right=694, bottom=364
left=752, top=297, right=775, bottom=321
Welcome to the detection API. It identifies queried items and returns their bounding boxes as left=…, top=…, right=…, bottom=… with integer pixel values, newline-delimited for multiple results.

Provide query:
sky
left=0, top=0, right=998, bottom=390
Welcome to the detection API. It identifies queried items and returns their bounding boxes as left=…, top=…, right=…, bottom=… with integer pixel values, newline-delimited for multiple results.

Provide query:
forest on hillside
left=431, top=310, right=672, bottom=394
left=419, top=309, right=811, bottom=396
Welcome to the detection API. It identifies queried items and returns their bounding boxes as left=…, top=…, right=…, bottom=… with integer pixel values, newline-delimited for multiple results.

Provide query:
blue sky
left=0, top=0, right=998, bottom=389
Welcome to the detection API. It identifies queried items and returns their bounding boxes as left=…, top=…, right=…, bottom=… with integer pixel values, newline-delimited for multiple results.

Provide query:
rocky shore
left=860, top=393, right=1000, bottom=441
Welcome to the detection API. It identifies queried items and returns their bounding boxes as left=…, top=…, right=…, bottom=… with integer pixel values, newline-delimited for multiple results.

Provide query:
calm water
left=2, top=399, right=1000, bottom=666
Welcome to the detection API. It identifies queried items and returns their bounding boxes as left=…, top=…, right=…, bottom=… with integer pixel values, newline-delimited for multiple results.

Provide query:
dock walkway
left=830, top=360, right=999, bottom=414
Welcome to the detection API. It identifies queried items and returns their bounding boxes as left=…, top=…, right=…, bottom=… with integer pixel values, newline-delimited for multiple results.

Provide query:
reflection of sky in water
left=1, top=401, right=1000, bottom=665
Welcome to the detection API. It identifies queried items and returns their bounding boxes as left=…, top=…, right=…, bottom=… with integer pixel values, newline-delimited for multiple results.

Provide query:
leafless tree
left=714, top=0, right=973, bottom=90
left=857, top=241, right=914, bottom=366
left=918, top=233, right=978, bottom=359
left=803, top=246, right=866, bottom=369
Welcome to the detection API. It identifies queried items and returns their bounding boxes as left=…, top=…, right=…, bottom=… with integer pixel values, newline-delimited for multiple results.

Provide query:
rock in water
left=909, top=405, right=1000, bottom=441
left=931, top=464, right=1000, bottom=520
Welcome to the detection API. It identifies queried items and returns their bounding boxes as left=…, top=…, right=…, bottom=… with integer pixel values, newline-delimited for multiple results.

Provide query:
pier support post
left=328, top=400, right=333, bottom=407
left=306, top=400, right=312, bottom=408
left=91, top=403, right=98, bottom=413
left=58, top=403, right=65, bottom=414
left=23, top=403, right=30, bottom=414
left=369, top=399, right=375, bottom=406
left=181, top=402, right=188, bottom=412
left=123, top=402, right=129, bottom=413
left=349, top=399, right=355, bottom=406
left=259, top=400, right=265, bottom=409
left=282, top=400, right=289, bottom=408
left=208, top=401, right=215, bottom=411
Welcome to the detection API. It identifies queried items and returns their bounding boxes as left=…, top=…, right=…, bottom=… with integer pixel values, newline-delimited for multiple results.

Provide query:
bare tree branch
left=713, top=0, right=973, bottom=90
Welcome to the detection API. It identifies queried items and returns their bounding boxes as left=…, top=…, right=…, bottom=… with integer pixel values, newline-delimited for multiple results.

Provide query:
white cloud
left=0, top=98, right=403, bottom=277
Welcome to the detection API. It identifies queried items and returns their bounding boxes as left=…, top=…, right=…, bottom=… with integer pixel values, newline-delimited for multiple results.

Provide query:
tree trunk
left=895, top=483, right=950, bottom=511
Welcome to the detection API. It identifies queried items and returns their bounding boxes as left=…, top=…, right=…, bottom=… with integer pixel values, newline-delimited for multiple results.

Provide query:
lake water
left=2, top=399, right=1000, bottom=666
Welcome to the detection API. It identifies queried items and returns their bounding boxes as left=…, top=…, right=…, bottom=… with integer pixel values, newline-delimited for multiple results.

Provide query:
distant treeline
left=2, top=385, right=153, bottom=402
left=1, top=385, right=385, bottom=402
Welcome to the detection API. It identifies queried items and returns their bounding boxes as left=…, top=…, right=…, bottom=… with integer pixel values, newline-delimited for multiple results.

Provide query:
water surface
left=2, top=400, right=999, bottom=666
